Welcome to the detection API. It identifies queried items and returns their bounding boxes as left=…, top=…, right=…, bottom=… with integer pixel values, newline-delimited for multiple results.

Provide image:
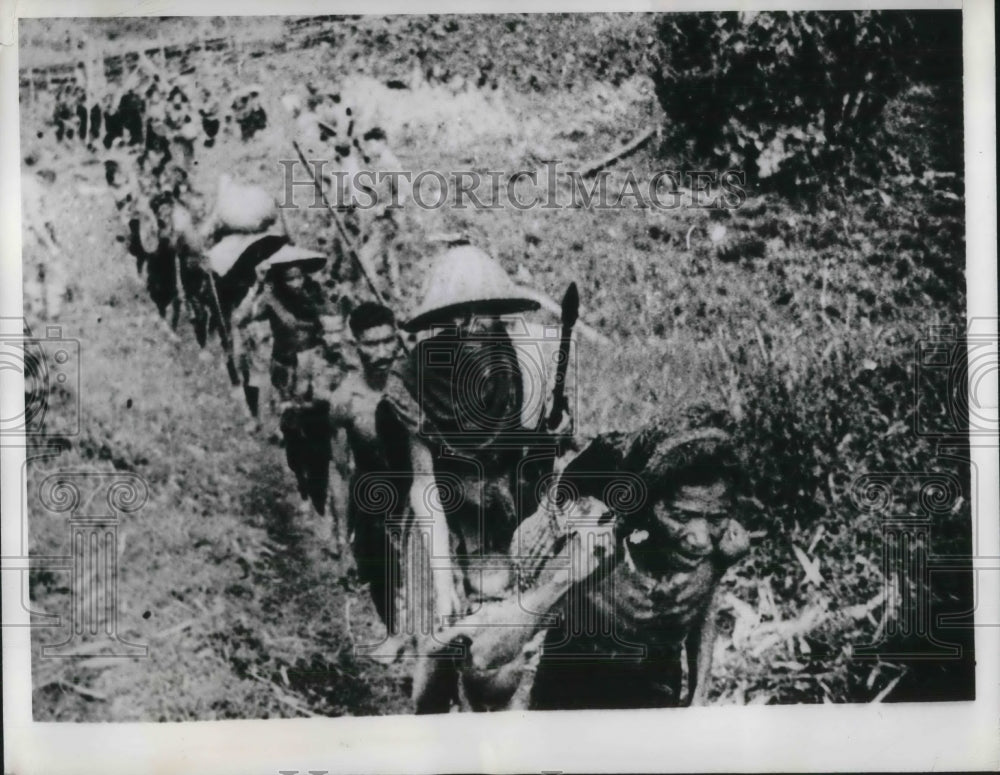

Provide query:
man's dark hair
left=349, top=302, right=396, bottom=338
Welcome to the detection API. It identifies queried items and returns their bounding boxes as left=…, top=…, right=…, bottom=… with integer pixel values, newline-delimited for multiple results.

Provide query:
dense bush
left=651, top=11, right=961, bottom=192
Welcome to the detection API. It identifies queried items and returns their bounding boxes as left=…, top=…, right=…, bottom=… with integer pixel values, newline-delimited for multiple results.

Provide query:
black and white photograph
left=2, top=3, right=997, bottom=773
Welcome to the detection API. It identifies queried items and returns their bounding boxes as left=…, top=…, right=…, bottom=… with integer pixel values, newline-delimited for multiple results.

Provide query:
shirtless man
left=313, top=302, right=401, bottom=626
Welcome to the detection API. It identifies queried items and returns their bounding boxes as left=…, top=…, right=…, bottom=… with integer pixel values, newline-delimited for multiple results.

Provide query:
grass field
left=21, top=14, right=972, bottom=719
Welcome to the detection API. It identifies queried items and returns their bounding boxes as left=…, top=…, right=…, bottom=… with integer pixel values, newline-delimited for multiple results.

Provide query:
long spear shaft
left=205, top=266, right=241, bottom=388
left=291, top=140, right=386, bottom=304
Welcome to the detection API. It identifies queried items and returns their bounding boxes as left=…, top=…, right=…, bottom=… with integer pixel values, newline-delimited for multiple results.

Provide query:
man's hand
left=434, top=571, right=463, bottom=628
left=718, top=518, right=750, bottom=563
left=550, top=407, right=573, bottom=437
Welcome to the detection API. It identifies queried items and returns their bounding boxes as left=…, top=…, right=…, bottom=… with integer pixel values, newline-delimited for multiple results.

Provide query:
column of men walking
left=23, top=66, right=755, bottom=714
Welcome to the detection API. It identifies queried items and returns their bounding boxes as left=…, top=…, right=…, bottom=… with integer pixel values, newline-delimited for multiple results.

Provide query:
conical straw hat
left=404, top=245, right=540, bottom=332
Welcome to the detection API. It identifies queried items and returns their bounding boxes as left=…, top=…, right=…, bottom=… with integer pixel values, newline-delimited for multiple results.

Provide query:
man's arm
left=317, top=382, right=353, bottom=559
left=407, top=436, right=462, bottom=627
left=686, top=590, right=719, bottom=707
left=232, top=282, right=268, bottom=329
left=427, top=495, right=613, bottom=671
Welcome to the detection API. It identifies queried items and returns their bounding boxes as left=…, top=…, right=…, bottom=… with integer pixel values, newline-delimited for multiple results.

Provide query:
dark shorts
left=530, top=632, right=684, bottom=710
left=269, top=358, right=295, bottom=400
left=349, top=472, right=404, bottom=631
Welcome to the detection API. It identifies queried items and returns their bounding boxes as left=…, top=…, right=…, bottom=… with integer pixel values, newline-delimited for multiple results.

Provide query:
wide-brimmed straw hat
left=404, top=245, right=540, bottom=332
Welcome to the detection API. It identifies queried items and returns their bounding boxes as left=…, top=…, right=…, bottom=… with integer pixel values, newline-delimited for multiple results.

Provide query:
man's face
left=438, top=313, right=500, bottom=340
left=356, top=323, right=397, bottom=377
left=651, top=479, right=733, bottom=563
left=153, top=200, right=173, bottom=229
left=280, top=266, right=306, bottom=292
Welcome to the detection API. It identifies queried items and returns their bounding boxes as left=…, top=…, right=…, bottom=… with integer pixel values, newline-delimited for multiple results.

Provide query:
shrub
left=652, top=12, right=926, bottom=191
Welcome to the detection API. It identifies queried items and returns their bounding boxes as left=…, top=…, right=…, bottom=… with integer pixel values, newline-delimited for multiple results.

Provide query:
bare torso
left=328, top=370, right=387, bottom=471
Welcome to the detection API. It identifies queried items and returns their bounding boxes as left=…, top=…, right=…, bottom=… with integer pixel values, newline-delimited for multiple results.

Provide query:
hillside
left=20, top=13, right=972, bottom=718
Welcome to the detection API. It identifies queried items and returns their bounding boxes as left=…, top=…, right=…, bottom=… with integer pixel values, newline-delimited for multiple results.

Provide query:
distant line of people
left=22, top=60, right=274, bottom=325
left=36, top=63, right=264, bottom=157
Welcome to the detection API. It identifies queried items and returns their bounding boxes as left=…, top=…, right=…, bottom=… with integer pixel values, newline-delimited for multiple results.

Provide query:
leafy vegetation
left=22, top=11, right=970, bottom=717
left=651, top=11, right=963, bottom=193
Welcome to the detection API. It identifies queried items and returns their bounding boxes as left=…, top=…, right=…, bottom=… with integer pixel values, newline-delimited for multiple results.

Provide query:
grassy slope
left=24, top=15, right=969, bottom=718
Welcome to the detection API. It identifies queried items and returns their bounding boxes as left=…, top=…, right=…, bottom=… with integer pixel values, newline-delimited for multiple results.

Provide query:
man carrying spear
left=369, top=245, right=577, bottom=681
